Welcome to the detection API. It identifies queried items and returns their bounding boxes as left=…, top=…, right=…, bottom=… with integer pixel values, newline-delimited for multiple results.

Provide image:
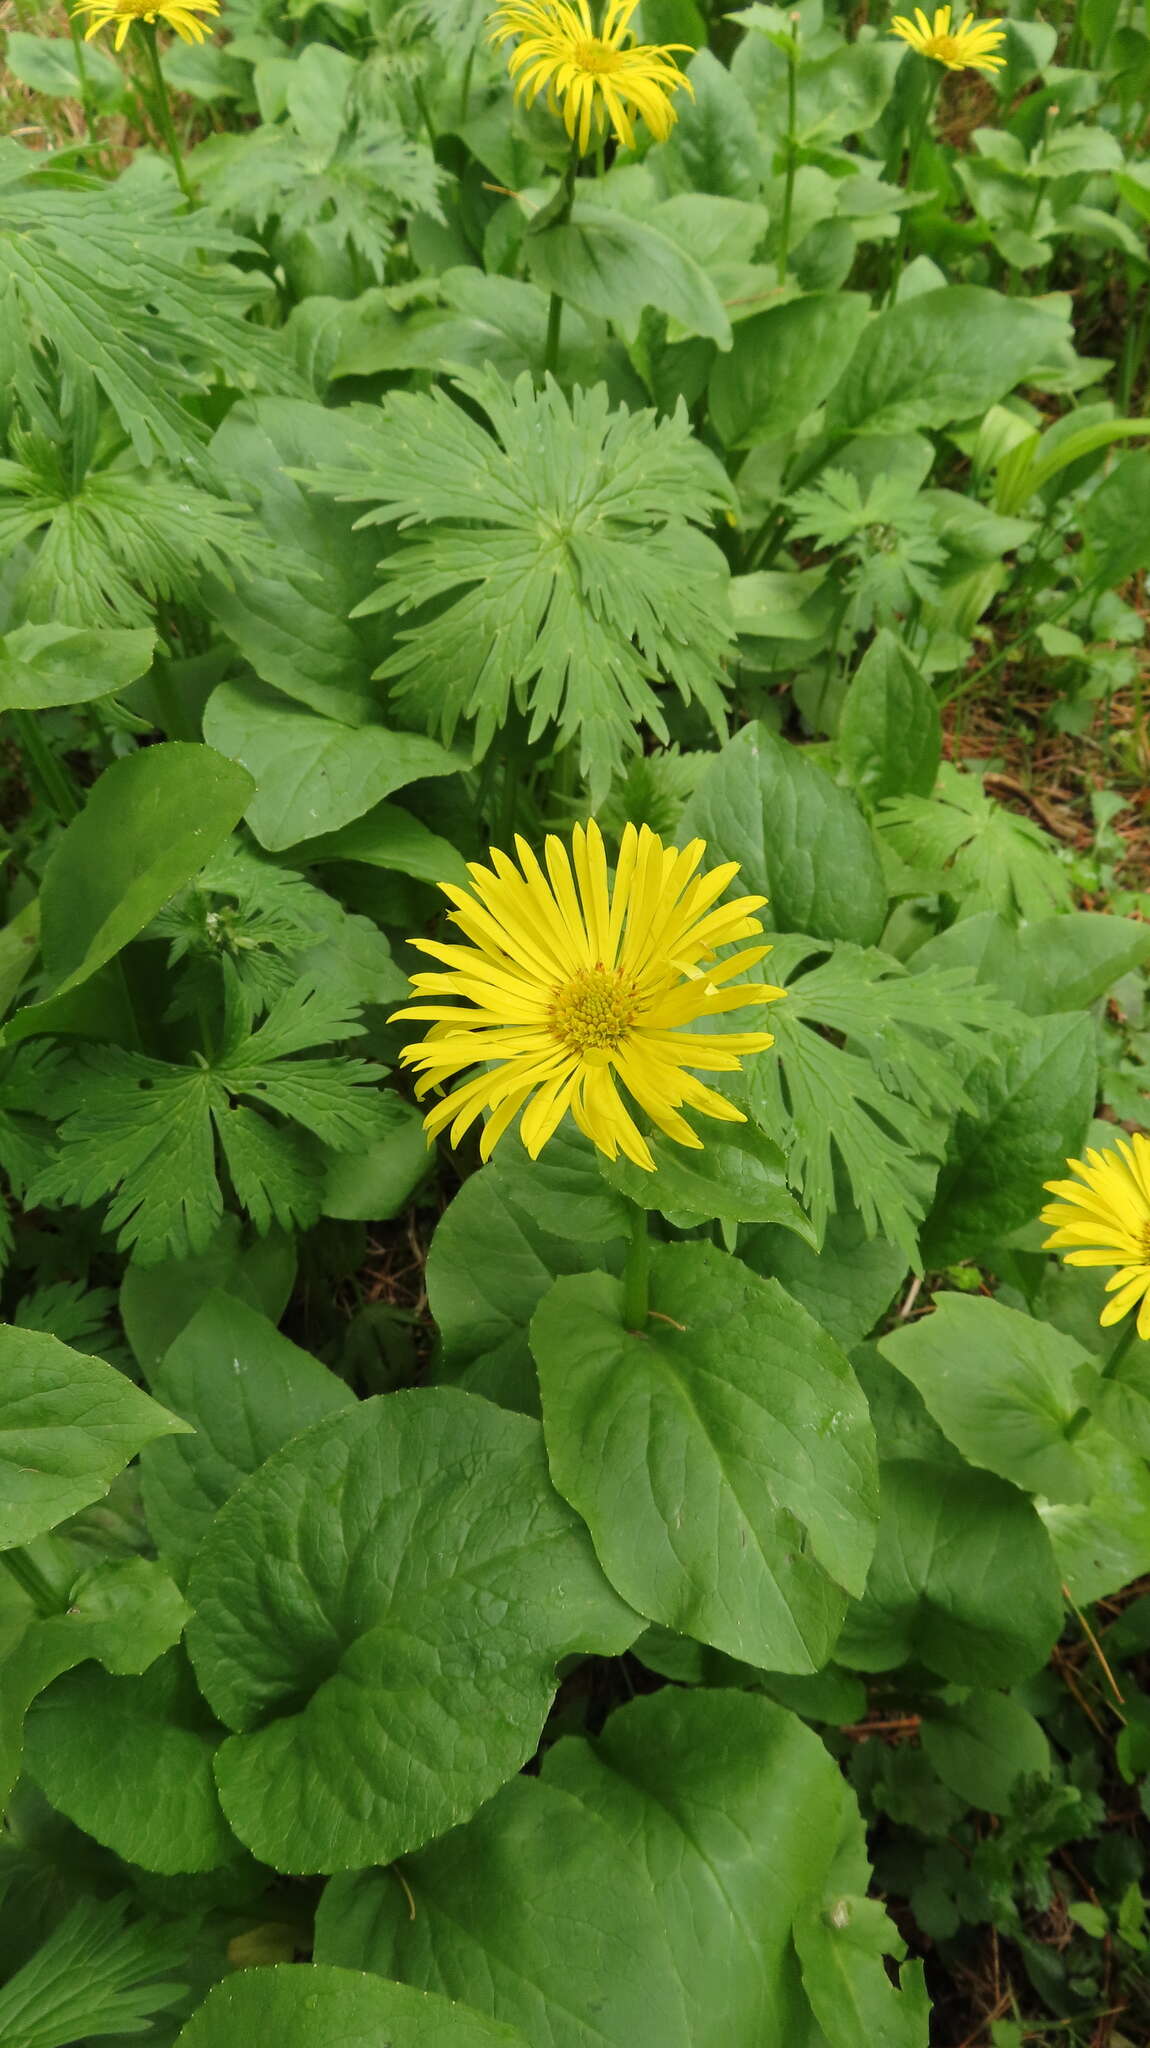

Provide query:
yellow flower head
left=1041, top=1134, right=1150, bottom=1340
left=71, top=0, right=220, bottom=49
left=394, top=819, right=783, bottom=1171
left=890, top=6, right=1006, bottom=72
left=489, top=0, right=693, bottom=154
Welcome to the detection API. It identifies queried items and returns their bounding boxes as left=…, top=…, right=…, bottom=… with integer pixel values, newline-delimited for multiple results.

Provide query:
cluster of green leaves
left=1, top=0, right=1150, bottom=2042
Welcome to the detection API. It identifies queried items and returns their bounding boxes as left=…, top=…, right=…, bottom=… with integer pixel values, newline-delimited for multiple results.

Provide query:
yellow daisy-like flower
left=71, top=0, right=220, bottom=50
left=890, top=6, right=1006, bottom=72
left=489, top=0, right=693, bottom=154
left=1041, top=1135, right=1150, bottom=1340
left=395, top=820, right=783, bottom=1171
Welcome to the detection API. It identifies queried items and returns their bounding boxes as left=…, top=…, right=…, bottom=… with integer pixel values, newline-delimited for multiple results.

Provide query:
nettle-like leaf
left=876, top=764, right=1073, bottom=921
left=0, top=175, right=298, bottom=464
left=742, top=934, right=1011, bottom=1262
left=299, top=368, right=734, bottom=800
left=27, top=979, right=394, bottom=1263
left=0, top=432, right=272, bottom=629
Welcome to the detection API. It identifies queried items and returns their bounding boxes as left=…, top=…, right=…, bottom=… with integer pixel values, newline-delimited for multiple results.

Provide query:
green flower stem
left=886, top=63, right=939, bottom=310
left=542, top=146, right=581, bottom=381
left=140, top=22, right=194, bottom=205
left=622, top=1200, right=650, bottom=1331
left=68, top=11, right=100, bottom=148
left=776, top=15, right=800, bottom=285
left=0, top=1545, right=68, bottom=1616
left=12, top=710, right=80, bottom=823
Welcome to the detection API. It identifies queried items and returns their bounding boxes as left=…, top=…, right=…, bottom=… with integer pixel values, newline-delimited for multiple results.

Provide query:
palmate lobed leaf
left=27, top=976, right=394, bottom=1263
left=741, top=933, right=1012, bottom=1262
left=297, top=368, right=733, bottom=800
left=0, top=1895, right=189, bottom=2048
left=0, top=452, right=274, bottom=631
left=196, top=120, right=443, bottom=280
left=0, top=180, right=300, bottom=465
left=876, top=764, right=1072, bottom=921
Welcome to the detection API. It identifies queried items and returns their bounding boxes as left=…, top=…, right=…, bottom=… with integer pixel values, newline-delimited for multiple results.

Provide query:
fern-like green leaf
left=0, top=174, right=298, bottom=463
left=27, top=977, right=395, bottom=1263
left=877, top=763, right=1073, bottom=921
left=0, top=1896, right=187, bottom=2047
left=299, top=367, right=734, bottom=799
left=195, top=122, right=443, bottom=281
left=0, top=433, right=274, bottom=628
left=741, top=933, right=1011, bottom=1263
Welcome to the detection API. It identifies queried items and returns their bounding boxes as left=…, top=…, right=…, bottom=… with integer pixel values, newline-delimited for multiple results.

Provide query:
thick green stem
left=141, top=22, right=194, bottom=203
left=542, top=147, right=580, bottom=381
left=776, top=18, right=800, bottom=285
left=886, top=65, right=939, bottom=309
left=0, top=1546, right=67, bottom=1615
left=12, top=710, right=80, bottom=822
left=622, top=1201, right=650, bottom=1331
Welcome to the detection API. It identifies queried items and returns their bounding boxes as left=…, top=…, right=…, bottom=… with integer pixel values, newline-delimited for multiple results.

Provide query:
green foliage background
left=0, top=0, right=1149, bottom=2041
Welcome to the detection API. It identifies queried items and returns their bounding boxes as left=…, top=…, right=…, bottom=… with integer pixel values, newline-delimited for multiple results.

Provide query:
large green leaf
left=541, top=1689, right=852, bottom=2047
left=176, top=1967, right=531, bottom=2047
left=920, top=1691, right=1050, bottom=1815
left=879, top=1294, right=1099, bottom=1503
left=709, top=292, right=870, bottom=449
left=742, top=1204, right=906, bottom=1351
left=319, top=1777, right=695, bottom=2047
left=679, top=721, right=887, bottom=944
left=139, top=1290, right=355, bottom=1578
left=531, top=1242, right=878, bottom=1672
left=912, top=909, right=1150, bottom=1017
left=24, top=1648, right=236, bottom=1876
left=0, top=623, right=154, bottom=711
left=119, top=1216, right=296, bottom=1380
left=320, top=1688, right=919, bottom=2047
left=427, top=1132, right=628, bottom=1414
left=824, top=287, right=1071, bottom=437
left=922, top=1012, right=1096, bottom=1265
left=660, top=48, right=764, bottom=199
left=600, top=1118, right=817, bottom=1239
left=11, top=744, right=253, bottom=1031
left=836, top=1459, right=1064, bottom=1685
left=528, top=202, right=731, bottom=346
left=207, top=399, right=389, bottom=724
left=203, top=679, right=463, bottom=851
left=185, top=1389, right=638, bottom=1872
left=1040, top=1434, right=1150, bottom=1604
left=0, top=1324, right=188, bottom=1550
left=0, top=1555, right=189, bottom=1807
left=837, top=629, right=941, bottom=808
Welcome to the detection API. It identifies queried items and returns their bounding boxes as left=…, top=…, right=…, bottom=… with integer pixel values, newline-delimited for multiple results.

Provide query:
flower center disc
left=570, top=35, right=624, bottom=73
left=549, top=966, right=638, bottom=1055
left=926, top=32, right=960, bottom=57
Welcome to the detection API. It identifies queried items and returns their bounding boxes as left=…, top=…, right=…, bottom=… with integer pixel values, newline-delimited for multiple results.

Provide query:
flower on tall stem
left=395, top=820, right=783, bottom=1170
left=489, top=0, right=693, bottom=153
left=1042, top=1135, right=1150, bottom=1339
left=890, top=7, right=1005, bottom=73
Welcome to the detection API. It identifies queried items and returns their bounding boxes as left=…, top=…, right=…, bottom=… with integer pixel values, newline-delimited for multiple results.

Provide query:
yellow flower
left=1041, top=1135, right=1150, bottom=1340
left=71, top=0, right=220, bottom=49
left=890, top=6, right=1006, bottom=72
left=489, top=0, right=693, bottom=154
left=395, top=820, right=783, bottom=1171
